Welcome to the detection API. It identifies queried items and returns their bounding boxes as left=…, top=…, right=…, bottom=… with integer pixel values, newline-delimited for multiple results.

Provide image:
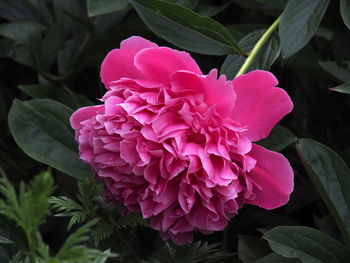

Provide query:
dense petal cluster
left=70, top=36, right=294, bottom=244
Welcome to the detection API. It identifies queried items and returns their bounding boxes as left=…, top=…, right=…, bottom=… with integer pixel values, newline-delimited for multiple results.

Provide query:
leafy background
left=1, top=0, right=350, bottom=262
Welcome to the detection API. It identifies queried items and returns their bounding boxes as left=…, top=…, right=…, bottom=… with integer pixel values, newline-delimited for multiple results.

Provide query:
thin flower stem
left=235, top=15, right=281, bottom=77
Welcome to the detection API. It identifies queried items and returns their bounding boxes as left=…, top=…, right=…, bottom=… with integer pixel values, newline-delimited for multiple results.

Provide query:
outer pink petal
left=246, top=144, right=294, bottom=210
left=70, top=105, right=104, bottom=131
left=100, top=36, right=158, bottom=88
left=230, top=70, right=293, bottom=141
left=134, top=47, right=202, bottom=83
left=171, top=69, right=235, bottom=117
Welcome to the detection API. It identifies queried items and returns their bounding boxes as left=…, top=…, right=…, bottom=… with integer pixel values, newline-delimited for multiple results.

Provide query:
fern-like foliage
left=0, top=171, right=116, bottom=263
left=150, top=241, right=233, bottom=263
left=0, top=230, right=13, bottom=244
left=49, top=177, right=148, bottom=247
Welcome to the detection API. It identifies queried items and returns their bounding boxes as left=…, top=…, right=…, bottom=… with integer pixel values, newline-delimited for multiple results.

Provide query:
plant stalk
left=235, top=15, right=281, bottom=77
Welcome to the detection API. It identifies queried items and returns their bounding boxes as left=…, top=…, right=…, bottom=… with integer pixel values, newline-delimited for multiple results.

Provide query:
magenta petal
left=100, top=36, right=158, bottom=88
left=230, top=70, right=293, bottom=141
left=70, top=105, right=104, bottom=131
left=171, top=69, right=236, bottom=117
left=246, top=144, right=294, bottom=210
left=134, top=47, right=202, bottom=83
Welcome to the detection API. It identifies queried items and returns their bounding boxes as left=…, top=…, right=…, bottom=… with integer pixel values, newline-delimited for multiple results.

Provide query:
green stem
left=235, top=15, right=281, bottom=77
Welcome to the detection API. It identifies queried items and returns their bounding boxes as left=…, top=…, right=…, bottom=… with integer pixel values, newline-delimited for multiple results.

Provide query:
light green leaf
left=296, top=139, right=350, bottom=244
left=221, top=30, right=280, bottom=79
left=264, top=226, right=350, bottom=263
left=330, top=81, right=350, bottom=94
left=258, top=125, right=297, bottom=152
left=341, top=0, right=350, bottom=30
left=0, top=235, right=13, bottom=244
left=279, top=0, right=330, bottom=58
left=87, top=0, right=129, bottom=17
left=319, top=61, right=350, bottom=82
left=130, top=0, right=243, bottom=55
left=8, top=99, right=92, bottom=179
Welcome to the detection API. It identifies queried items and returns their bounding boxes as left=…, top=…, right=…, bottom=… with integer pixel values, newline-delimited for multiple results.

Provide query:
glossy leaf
left=87, top=0, right=129, bottom=17
left=279, top=0, right=330, bottom=58
left=330, top=81, right=350, bottom=94
left=319, top=61, right=350, bottom=82
left=258, top=125, right=297, bottom=152
left=130, top=0, right=243, bottom=55
left=340, top=0, right=350, bottom=30
left=264, top=226, right=350, bottom=263
left=8, top=99, right=92, bottom=179
left=221, top=30, right=280, bottom=79
left=296, top=139, right=350, bottom=243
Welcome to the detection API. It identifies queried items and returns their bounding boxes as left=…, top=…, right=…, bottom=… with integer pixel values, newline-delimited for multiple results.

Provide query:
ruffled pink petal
left=246, top=144, right=294, bottom=210
left=100, top=36, right=158, bottom=88
left=134, top=47, right=202, bottom=83
left=70, top=105, right=105, bottom=131
left=230, top=70, right=293, bottom=141
left=171, top=69, right=236, bottom=117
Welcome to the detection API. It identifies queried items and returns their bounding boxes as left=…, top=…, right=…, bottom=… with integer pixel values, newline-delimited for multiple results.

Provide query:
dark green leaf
left=255, top=0, right=287, bottom=9
left=296, top=139, right=350, bottom=244
left=257, top=125, right=297, bottom=152
left=255, top=253, right=300, bottom=263
left=8, top=99, right=92, bottom=179
left=264, top=226, right=350, bottom=263
left=87, top=0, right=129, bottom=17
left=238, top=235, right=270, bottom=263
left=167, top=0, right=198, bottom=9
left=341, top=0, right=350, bottom=30
left=39, top=23, right=65, bottom=71
left=221, top=30, right=280, bottom=79
left=319, top=61, right=350, bottom=82
left=330, top=81, right=350, bottom=94
left=279, top=0, right=330, bottom=58
left=130, top=0, right=243, bottom=55
left=0, top=22, right=44, bottom=42
left=194, top=0, right=232, bottom=17
left=18, top=84, right=93, bottom=109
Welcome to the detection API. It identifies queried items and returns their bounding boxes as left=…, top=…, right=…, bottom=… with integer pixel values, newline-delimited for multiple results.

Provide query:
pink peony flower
left=70, top=36, right=294, bottom=245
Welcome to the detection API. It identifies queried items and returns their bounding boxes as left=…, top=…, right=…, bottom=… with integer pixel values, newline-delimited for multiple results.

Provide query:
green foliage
left=8, top=99, right=92, bottom=179
left=297, top=139, right=350, bottom=244
left=221, top=29, right=280, bottom=79
left=2, top=0, right=350, bottom=262
left=279, top=0, right=330, bottom=58
left=130, top=0, right=244, bottom=55
left=264, top=226, right=350, bottom=263
left=50, top=178, right=148, bottom=248
left=87, top=0, right=130, bottom=17
left=237, top=235, right=270, bottom=263
left=0, top=170, right=54, bottom=251
left=330, top=81, right=350, bottom=95
left=258, top=125, right=297, bottom=152
left=150, top=242, right=233, bottom=263
left=0, top=171, right=115, bottom=263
